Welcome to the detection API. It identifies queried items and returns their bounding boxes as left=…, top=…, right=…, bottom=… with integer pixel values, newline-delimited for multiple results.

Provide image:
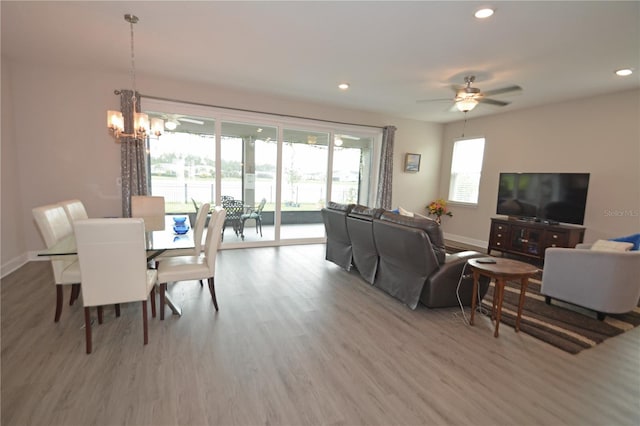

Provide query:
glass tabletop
left=37, top=215, right=195, bottom=257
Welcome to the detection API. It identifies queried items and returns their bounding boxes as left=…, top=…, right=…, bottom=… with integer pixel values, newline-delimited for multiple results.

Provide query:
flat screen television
left=496, top=172, right=590, bottom=225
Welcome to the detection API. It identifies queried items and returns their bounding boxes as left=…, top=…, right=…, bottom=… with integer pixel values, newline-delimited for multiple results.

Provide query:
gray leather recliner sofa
left=346, top=205, right=384, bottom=284
left=321, top=202, right=355, bottom=270
left=323, top=203, right=490, bottom=310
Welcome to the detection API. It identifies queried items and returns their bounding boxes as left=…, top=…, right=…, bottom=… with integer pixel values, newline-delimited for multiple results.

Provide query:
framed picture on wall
left=404, top=153, right=421, bottom=172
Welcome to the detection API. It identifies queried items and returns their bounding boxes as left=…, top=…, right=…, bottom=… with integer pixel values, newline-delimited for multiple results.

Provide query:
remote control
left=476, top=258, right=497, bottom=264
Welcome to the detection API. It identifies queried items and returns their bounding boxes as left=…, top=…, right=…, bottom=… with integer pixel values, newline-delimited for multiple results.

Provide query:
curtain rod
left=137, top=93, right=386, bottom=130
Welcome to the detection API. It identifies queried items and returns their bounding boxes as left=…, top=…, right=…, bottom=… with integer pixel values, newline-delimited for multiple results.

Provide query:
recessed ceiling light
left=475, top=8, right=495, bottom=19
left=615, top=68, right=633, bottom=77
left=338, top=83, right=350, bottom=90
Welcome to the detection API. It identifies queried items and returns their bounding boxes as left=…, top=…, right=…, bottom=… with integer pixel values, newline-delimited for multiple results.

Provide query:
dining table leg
left=159, top=283, right=182, bottom=319
left=164, top=292, right=182, bottom=316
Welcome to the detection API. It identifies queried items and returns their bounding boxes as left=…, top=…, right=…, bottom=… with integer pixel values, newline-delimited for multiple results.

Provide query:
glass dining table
left=37, top=215, right=195, bottom=316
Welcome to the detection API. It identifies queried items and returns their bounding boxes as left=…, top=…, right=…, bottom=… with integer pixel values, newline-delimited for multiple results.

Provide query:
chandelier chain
left=129, top=16, right=137, bottom=104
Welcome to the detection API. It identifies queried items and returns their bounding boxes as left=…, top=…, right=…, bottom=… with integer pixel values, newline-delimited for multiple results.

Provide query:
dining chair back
left=32, top=203, right=82, bottom=322
left=204, top=207, right=227, bottom=273
left=74, top=218, right=157, bottom=353
left=156, top=207, right=226, bottom=319
left=193, top=202, right=211, bottom=253
left=59, top=199, right=88, bottom=222
left=155, top=203, right=211, bottom=289
left=131, top=195, right=165, bottom=231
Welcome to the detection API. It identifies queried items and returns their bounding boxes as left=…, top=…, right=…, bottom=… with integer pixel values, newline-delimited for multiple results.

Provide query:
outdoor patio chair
left=241, top=198, right=266, bottom=239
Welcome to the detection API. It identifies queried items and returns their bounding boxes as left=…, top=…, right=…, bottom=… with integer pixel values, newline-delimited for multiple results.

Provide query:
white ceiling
left=2, top=1, right=639, bottom=123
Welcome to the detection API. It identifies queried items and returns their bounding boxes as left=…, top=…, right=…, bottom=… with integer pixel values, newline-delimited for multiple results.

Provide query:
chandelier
left=107, top=14, right=163, bottom=139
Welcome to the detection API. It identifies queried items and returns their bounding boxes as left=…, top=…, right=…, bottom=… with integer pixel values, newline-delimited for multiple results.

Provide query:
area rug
left=480, top=276, right=640, bottom=354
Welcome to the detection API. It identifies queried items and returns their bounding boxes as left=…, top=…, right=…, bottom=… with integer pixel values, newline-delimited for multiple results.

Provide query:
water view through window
left=145, top=103, right=378, bottom=246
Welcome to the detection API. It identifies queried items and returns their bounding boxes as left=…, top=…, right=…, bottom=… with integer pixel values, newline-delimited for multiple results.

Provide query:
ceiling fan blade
left=417, top=98, right=451, bottom=104
left=178, top=117, right=205, bottom=125
left=479, top=98, right=510, bottom=107
left=482, top=85, right=522, bottom=97
left=339, top=134, right=361, bottom=140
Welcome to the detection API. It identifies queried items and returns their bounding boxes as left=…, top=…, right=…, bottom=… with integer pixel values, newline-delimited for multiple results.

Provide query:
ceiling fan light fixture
left=456, top=99, right=478, bottom=112
left=475, top=8, right=495, bottom=19
left=165, top=120, right=178, bottom=130
left=615, top=68, right=633, bottom=77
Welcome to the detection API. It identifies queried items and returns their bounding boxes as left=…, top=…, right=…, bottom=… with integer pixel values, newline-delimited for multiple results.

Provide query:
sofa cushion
left=610, top=233, right=640, bottom=251
left=326, top=201, right=354, bottom=213
left=349, top=205, right=384, bottom=221
left=590, top=239, right=633, bottom=252
left=379, top=211, right=446, bottom=264
left=398, top=206, right=414, bottom=217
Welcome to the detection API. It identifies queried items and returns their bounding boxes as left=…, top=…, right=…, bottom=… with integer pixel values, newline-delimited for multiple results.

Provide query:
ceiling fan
left=162, top=114, right=205, bottom=130
left=418, top=75, right=522, bottom=112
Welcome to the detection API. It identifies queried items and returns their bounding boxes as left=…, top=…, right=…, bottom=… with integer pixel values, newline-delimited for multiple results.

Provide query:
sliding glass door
left=144, top=98, right=380, bottom=248
left=280, top=128, right=329, bottom=240
left=147, top=116, right=216, bottom=213
left=220, top=121, right=277, bottom=243
left=330, top=134, right=374, bottom=206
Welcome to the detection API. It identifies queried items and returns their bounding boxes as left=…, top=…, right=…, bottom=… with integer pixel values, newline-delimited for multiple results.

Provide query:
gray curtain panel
left=119, top=89, right=149, bottom=217
left=376, top=125, right=396, bottom=210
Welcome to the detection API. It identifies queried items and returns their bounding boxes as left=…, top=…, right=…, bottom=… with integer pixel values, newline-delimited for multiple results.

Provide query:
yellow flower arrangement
left=426, top=198, right=453, bottom=224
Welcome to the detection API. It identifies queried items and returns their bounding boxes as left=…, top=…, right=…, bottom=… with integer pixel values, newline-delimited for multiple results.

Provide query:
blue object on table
left=173, top=225, right=189, bottom=235
left=173, top=216, right=187, bottom=225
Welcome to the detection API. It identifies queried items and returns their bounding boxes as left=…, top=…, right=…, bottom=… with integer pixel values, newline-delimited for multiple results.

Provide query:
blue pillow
left=391, top=208, right=400, bottom=214
left=610, top=233, right=640, bottom=251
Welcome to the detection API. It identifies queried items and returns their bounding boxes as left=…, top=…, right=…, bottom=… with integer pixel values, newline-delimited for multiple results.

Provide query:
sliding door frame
left=142, top=97, right=382, bottom=249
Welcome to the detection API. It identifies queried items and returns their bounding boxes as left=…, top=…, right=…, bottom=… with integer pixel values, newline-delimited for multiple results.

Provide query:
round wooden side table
left=468, top=257, right=540, bottom=337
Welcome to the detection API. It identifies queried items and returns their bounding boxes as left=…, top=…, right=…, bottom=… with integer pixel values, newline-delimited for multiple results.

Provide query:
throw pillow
left=590, top=239, right=634, bottom=252
left=398, top=206, right=414, bottom=217
left=610, top=233, right=640, bottom=251
left=414, top=212, right=430, bottom=220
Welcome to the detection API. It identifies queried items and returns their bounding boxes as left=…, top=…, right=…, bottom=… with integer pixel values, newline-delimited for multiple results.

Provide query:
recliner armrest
left=420, top=251, right=491, bottom=308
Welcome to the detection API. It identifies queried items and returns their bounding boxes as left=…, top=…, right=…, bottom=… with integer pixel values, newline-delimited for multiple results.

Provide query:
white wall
left=1, top=60, right=27, bottom=273
left=5, top=58, right=635, bottom=274
left=439, top=89, right=640, bottom=247
left=0, top=59, right=443, bottom=273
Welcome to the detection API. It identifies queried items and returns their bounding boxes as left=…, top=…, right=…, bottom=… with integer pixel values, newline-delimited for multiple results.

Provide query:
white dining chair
left=32, top=203, right=82, bottom=322
left=156, top=202, right=210, bottom=286
left=59, top=199, right=89, bottom=223
left=131, top=195, right=165, bottom=231
left=58, top=200, right=89, bottom=301
left=156, top=207, right=226, bottom=319
left=74, top=218, right=157, bottom=354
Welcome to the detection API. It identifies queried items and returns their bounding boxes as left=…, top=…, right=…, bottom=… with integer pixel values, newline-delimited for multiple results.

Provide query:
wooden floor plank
left=2, top=244, right=639, bottom=425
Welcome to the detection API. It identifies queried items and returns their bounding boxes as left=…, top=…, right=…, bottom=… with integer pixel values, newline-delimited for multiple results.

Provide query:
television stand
left=488, top=217, right=585, bottom=262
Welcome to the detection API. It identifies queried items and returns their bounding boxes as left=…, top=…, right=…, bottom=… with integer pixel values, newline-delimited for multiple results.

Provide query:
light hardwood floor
left=2, top=244, right=639, bottom=425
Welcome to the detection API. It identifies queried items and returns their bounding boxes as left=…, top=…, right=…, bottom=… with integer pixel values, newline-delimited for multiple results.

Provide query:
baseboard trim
left=2, top=253, right=31, bottom=279
left=443, top=232, right=487, bottom=253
